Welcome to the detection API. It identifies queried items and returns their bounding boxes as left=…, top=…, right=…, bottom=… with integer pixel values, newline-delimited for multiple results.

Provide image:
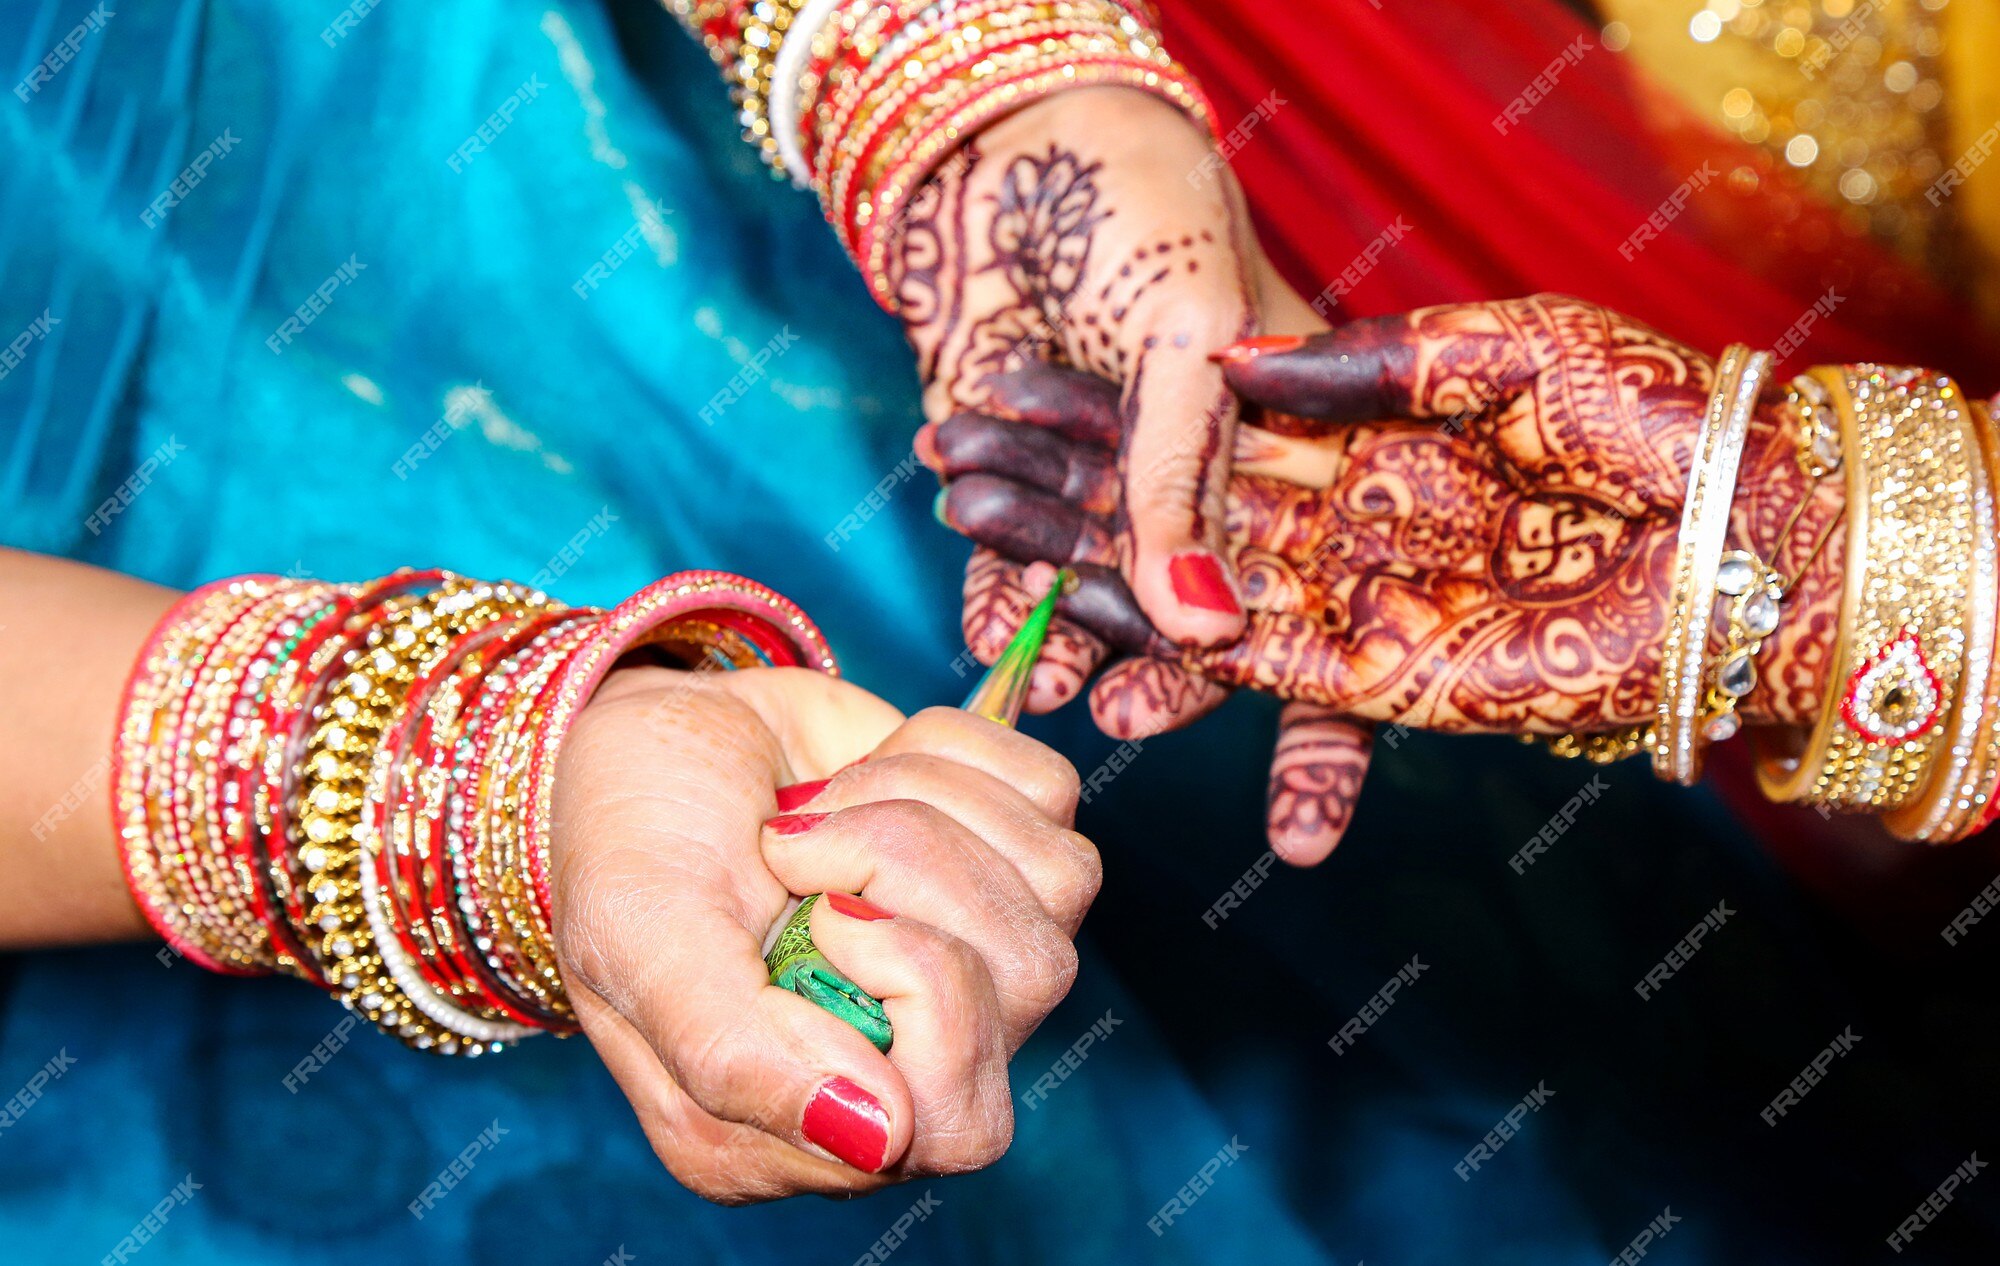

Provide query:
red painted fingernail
left=824, top=891, right=893, bottom=921
left=1209, top=334, right=1305, bottom=365
left=774, top=778, right=831, bottom=812
left=803, top=1076, right=892, bottom=1172
left=1168, top=552, right=1242, bottom=615
left=766, top=812, right=829, bottom=836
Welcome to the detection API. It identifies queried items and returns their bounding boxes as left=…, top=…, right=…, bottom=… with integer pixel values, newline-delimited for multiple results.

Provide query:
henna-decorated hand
left=938, top=296, right=1845, bottom=861
left=892, top=86, right=1319, bottom=731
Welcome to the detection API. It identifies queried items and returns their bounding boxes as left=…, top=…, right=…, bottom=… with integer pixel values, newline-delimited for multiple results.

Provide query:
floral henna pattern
left=1264, top=703, right=1372, bottom=861
left=947, top=297, right=1842, bottom=740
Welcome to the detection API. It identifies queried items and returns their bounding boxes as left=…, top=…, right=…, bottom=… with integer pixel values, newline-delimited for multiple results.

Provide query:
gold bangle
left=1753, top=366, right=1980, bottom=812
left=1884, top=396, right=2000, bottom=841
left=1653, top=345, right=1768, bottom=785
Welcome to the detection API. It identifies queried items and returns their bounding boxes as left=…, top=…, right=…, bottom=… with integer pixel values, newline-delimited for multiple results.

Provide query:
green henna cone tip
left=960, top=567, right=1074, bottom=728
left=766, top=895, right=893, bottom=1053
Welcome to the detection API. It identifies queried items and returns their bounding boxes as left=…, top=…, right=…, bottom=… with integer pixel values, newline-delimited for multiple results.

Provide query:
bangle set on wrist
left=114, top=567, right=836, bottom=1054
left=1547, top=351, right=2000, bottom=846
left=665, top=0, right=1214, bottom=309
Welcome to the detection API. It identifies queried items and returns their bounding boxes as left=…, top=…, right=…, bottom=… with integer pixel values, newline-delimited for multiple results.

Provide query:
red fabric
left=1153, top=0, right=2000, bottom=943
left=1156, top=0, right=1999, bottom=384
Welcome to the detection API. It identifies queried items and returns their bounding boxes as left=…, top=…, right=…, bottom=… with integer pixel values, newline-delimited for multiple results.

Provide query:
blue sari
left=4, top=2, right=1997, bottom=1262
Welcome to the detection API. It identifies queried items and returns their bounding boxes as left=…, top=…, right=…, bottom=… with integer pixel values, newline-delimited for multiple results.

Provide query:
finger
left=562, top=884, right=913, bottom=1182
left=762, top=799, right=1087, bottom=1041
left=808, top=895, right=1017, bottom=1177
left=1181, top=611, right=1397, bottom=721
left=941, top=474, right=1116, bottom=567
left=1120, top=331, right=1249, bottom=644
left=983, top=361, right=1125, bottom=449
left=1233, top=424, right=1343, bottom=487
left=1022, top=559, right=1172, bottom=659
left=958, top=550, right=1106, bottom=713
left=1087, top=656, right=1231, bottom=742
left=866, top=705, right=1082, bottom=824
left=769, top=756, right=1100, bottom=931
left=1265, top=703, right=1374, bottom=866
left=935, top=413, right=1119, bottom=512
left=1212, top=305, right=1543, bottom=423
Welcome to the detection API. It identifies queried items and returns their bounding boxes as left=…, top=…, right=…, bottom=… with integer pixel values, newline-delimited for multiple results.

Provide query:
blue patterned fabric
left=4, top=2, right=1999, bottom=1263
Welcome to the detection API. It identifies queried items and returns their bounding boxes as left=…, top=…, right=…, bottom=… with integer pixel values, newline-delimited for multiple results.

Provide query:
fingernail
left=766, top=812, right=829, bottom=837
left=825, top=891, right=892, bottom=921
left=1168, top=552, right=1242, bottom=615
left=803, top=1076, right=892, bottom=1172
left=774, top=778, right=831, bottom=812
left=932, top=487, right=952, bottom=528
left=1209, top=334, right=1305, bottom=365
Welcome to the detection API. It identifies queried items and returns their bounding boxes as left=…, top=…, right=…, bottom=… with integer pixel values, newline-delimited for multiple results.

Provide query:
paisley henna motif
left=946, top=296, right=1842, bottom=740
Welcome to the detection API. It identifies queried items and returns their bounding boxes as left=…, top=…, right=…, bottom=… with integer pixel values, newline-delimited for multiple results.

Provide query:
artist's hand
left=551, top=666, right=1097, bottom=1203
left=939, top=296, right=1840, bottom=861
left=893, top=86, right=1317, bottom=731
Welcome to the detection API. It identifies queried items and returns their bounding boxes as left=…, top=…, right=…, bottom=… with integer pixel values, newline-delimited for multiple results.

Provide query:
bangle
left=1754, top=366, right=1982, bottom=813
left=1653, top=345, right=1769, bottom=785
left=1885, top=394, right=2000, bottom=841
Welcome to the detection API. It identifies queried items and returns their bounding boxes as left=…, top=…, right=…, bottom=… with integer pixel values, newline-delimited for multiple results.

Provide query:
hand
left=938, top=296, right=1843, bottom=858
left=892, top=86, right=1317, bottom=729
left=549, top=666, right=1097, bottom=1203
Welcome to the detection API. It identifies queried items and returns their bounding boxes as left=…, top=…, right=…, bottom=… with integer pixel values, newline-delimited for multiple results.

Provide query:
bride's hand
left=935, top=295, right=1842, bottom=860
left=550, top=665, right=1096, bottom=1203
left=893, top=86, right=1318, bottom=734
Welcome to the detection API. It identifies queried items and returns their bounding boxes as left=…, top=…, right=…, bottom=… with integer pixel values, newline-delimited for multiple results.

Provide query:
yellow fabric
left=1598, top=0, right=2000, bottom=322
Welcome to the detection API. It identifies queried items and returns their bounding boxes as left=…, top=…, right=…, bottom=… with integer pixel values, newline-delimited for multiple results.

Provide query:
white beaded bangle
left=770, top=0, right=852, bottom=186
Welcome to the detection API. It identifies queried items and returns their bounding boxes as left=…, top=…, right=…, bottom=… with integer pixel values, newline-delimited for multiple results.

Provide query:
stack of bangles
left=112, top=569, right=836, bottom=1055
left=664, top=0, right=1212, bottom=305
left=1551, top=350, right=2000, bottom=845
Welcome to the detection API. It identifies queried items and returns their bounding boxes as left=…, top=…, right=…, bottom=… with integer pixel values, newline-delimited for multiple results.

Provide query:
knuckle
left=1054, top=828, right=1103, bottom=906
left=666, top=1019, right=763, bottom=1112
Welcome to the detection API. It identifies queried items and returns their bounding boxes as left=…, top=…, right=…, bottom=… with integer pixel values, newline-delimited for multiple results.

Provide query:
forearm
left=0, top=547, right=177, bottom=947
